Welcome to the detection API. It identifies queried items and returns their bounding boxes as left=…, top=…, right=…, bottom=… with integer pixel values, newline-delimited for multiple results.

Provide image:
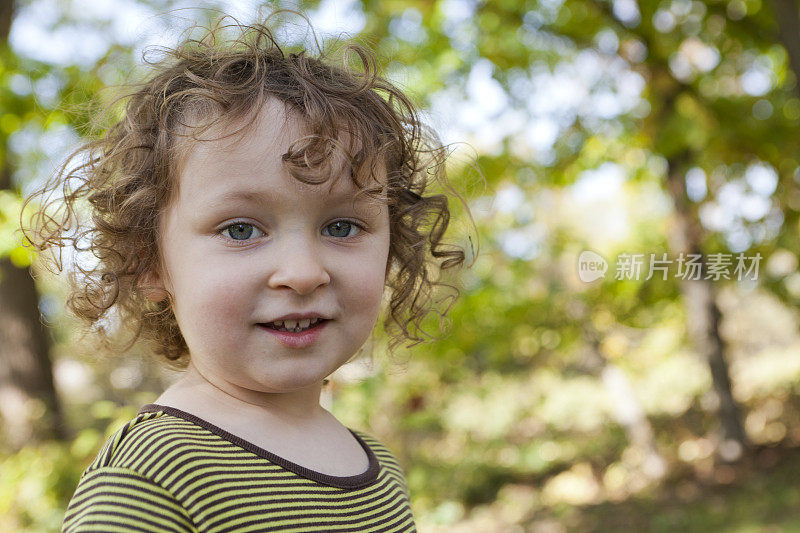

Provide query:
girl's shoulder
left=348, top=428, right=411, bottom=498
left=84, top=406, right=196, bottom=473
left=348, top=428, right=405, bottom=471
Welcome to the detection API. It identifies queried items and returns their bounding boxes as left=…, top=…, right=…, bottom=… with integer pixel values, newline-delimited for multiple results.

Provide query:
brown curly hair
left=22, top=16, right=474, bottom=368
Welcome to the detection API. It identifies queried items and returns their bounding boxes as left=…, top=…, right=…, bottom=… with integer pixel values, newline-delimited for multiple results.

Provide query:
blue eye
left=220, top=220, right=362, bottom=243
left=325, top=220, right=362, bottom=238
left=221, top=222, right=264, bottom=241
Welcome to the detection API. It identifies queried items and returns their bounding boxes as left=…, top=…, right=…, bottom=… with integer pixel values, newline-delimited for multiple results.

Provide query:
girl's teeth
left=265, top=317, right=323, bottom=332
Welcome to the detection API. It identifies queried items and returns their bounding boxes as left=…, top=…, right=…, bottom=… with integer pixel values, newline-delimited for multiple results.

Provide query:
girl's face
left=152, top=99, right=390, bottom=395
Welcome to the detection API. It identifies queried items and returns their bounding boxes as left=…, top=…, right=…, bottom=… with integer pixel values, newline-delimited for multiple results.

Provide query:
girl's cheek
left=348, top=269, right=386, bottom=303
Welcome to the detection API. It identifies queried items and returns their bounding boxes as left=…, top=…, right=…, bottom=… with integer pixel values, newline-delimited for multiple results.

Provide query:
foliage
left=0, top=403, right=140, bottom=532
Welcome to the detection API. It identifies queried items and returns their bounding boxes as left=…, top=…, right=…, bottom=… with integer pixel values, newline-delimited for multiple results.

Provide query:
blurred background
left=2, top=0, right=800, bottom=531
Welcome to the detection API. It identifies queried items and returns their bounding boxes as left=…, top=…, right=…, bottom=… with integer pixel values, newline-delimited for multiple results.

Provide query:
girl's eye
left=221, top=222, right=264, bottom=242
left=324, top=220, right=362, bottom=238
left=219, top=220, right=362, bottom=242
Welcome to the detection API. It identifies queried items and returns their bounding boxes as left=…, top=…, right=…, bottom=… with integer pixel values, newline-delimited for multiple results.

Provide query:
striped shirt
left=62, top=404, right=416, bottom=532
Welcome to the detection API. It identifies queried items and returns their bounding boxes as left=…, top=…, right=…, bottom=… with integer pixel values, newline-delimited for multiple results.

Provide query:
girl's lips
left=257, top=319, right=329, bottom=348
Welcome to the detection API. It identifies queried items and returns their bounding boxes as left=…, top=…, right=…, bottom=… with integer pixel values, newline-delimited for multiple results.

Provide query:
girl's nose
left=266, top=236, right=331, bottom=295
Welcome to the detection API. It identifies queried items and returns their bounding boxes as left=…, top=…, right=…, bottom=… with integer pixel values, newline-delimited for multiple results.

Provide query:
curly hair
left=21, top=15, right=473, bottom=368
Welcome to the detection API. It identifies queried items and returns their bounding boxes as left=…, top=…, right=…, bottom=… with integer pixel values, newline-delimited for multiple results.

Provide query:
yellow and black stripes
left=62, top=405, right=415, bottom=532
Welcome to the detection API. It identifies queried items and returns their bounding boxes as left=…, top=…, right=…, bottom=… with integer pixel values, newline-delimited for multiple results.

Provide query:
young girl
left=23, top=15, right=469, bottom=533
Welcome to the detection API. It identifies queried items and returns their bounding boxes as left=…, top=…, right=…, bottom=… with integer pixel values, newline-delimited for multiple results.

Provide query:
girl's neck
left=156, top=362, right=326, bottom=424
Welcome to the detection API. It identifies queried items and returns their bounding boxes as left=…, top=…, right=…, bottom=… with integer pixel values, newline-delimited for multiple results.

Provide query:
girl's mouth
left=260, top=318, right=328, bottom=333
left=257, top=319, right=329, bottom=348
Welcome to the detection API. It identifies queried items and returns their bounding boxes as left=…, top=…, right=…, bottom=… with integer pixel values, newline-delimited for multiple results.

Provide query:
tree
left=0, top=0, right=66, bottom=449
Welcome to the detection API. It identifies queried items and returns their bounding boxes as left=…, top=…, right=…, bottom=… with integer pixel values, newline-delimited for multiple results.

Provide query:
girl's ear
left=138, top=268, right=170, bottom=303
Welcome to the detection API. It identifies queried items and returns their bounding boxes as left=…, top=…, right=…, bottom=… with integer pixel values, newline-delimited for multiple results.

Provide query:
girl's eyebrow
left=211, top=188, right=370, bottom=206
left=216, top=190, right=273, bottom=205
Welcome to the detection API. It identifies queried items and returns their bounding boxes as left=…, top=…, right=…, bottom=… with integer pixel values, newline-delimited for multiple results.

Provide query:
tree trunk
left=772, top=0, right=800, bottom=99
left=0, top=0, right=12, bottom=44
left=590, top=0, right=750, bottom=459
left=665, top=155, right=750, bottom=458
left=0, top=0, right=68, bottom=449
left=0, top=258, right=68, bottom=447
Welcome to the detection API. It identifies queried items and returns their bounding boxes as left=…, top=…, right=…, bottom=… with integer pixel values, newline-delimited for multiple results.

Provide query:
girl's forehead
left=187, top=100, right=305, bottom=160
left=185, top=101, right=371, bottom=173
left=175, top=99, right=386, bottom=202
